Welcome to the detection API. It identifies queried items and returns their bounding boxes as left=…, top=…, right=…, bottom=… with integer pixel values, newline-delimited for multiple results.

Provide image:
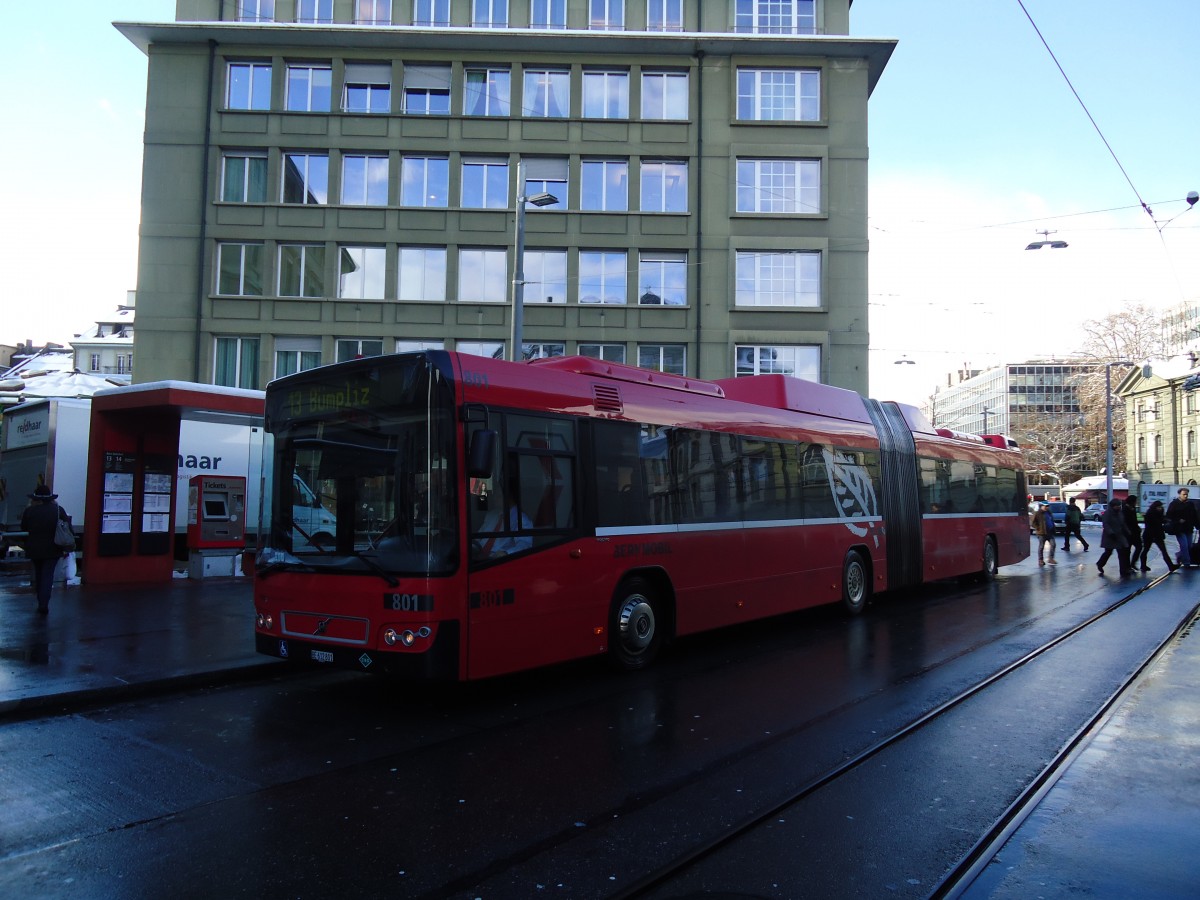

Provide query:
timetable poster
left=98, top=451, right=137, bottom=556
left=138, top=454, right=175, bottom=555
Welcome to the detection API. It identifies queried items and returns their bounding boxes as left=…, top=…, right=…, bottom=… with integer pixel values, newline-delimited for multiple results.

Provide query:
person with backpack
left=20, top=484, right=73, bottom=615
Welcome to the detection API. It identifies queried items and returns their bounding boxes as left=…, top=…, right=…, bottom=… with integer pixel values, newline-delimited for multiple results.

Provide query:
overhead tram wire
left=1015, top=0, right=1156, bottom=227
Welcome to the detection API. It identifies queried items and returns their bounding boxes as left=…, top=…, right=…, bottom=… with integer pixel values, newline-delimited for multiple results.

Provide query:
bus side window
left=594, top=421, right=646, bottom=527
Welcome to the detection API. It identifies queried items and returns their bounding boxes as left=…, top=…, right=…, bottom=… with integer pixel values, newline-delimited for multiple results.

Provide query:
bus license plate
left=310, top=649, right=334, bottom=663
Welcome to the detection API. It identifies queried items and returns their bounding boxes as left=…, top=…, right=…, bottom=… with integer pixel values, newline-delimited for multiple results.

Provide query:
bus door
left=464, top=413, right=592, bottom=678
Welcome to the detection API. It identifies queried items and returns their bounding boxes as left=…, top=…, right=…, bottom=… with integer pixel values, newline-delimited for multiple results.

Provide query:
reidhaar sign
left=4, top=406, right=50, bottom=451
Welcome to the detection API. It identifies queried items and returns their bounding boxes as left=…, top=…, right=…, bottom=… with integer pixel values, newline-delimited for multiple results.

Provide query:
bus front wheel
left=609, top=578, right=662, bottom=671
left=841, top=551, right=870, bottom=616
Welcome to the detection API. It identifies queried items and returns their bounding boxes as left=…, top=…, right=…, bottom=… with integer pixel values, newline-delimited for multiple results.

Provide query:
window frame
left=646, top=0, right=683, bottom=32
left=641, top=70, right=689, bottom=120
left=734, top=249, right=821, bottom=307
left=464, top=66, right=512, bottom=117
left=402, top=65, right=452, bottom=115
left=355, top=0, right=393, bottom=25
left=734, top=344, right=821, bottom=381
left=237, top=0, right=275, bottom=22
left=398, top=246, right=448, bottom=301
left=638, top=344, right=685, bottom=375
left=582, top=70, right=630, bottom=119
left=295, top=0, right=333, bottom=23
left=578, top=343, right=626, bottom=363
left=400, top=154, right=450, bottom=207
left=522, top=68, right=570, bottom=117
left=472, top=0, right=509, bottom=27
left=285, top=62, right=333, bottom=112
left=530, top=0, right=567, bottom=29
left=337, top=245, right=387, bottom=300
left=580, top=158, right=628, bottom=211
left=736, top=158, right=821, bottom=215
left=336, top=338, right=386, bottom=362
left=341, top=153, right=390, bottom=206
left=461, top=157, right=510, bottom=209
left=413, top=0, right=451, bottom=26
left=342, top=63, right=392, bottom=114
left=578, top=250, right=628, bottom=305
left=458, top=248, right=508, bottom=302
left=734, top=0, right=816, bottom=35
left=521, top=249, right=568, bottom=304
left=216, top=241, right=265, bottom=297
left=639, top=159, right=688, bottom=213
left=226, top=62, right=272, bottom=111
left=214, top=336, right=261, bottom=390
left=282, top=152, right=330, bottom=205
left=278, top=243, right=328, bottom=298
left=589, top=0, right=625, bottom=30
left=274, top=337, right=322, bottom=378
left=221, top=151, right=268, bottom=203
left=736, top=67, right=820, bottom=122
left=637, top=251, right=687, bottom=306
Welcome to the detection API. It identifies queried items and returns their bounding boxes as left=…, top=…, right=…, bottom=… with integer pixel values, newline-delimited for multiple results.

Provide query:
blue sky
left=3, top=2, right=1197, bottom=405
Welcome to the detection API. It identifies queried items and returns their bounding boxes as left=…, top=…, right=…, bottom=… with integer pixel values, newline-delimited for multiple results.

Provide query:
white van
left=292, top=474, right=337, bottom=545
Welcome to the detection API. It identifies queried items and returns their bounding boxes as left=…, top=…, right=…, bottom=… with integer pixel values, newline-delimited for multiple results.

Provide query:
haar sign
left=4, top=408, right=50, bottom=451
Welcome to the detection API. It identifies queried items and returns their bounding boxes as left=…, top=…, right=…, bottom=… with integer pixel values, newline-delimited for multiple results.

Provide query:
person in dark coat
left=20, top=484, right=69, bottom=614
left=1121, top=500, right=1141, bottom=574
left=1096, top=499, right=1132, bottom=577
left=1138, top=499, right=1177, bottom=573
left=1166, top=487, right=1200, bottom=566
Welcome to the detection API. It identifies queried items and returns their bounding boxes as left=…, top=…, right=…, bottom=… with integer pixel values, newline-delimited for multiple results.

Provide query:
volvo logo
left=313, top=617, right=331, bottom=636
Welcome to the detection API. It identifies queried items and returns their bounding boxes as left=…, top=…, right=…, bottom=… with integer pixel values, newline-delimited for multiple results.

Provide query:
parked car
left=1083, top=503, right=1107, bottom=521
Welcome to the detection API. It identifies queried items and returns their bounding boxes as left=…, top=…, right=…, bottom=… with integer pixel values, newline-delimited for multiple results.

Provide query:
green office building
left=118, top=1, right=893, bottom=391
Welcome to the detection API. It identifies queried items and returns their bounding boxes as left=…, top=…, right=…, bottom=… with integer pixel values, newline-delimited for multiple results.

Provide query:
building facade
left=1119, top=358, right=1200, bottom=492
left=118, top=0, right=893, bottom=390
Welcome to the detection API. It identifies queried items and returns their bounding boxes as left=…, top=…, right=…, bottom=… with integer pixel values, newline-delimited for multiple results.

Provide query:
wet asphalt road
left=0, top=536, right=1194, bottom=898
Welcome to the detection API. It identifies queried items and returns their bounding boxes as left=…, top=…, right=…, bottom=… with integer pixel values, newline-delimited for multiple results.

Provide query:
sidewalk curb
left=0, top=660, right=285, bottom=722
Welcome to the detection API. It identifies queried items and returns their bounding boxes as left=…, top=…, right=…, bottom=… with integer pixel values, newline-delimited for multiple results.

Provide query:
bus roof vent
left=592, top=383, right=623, bottom=413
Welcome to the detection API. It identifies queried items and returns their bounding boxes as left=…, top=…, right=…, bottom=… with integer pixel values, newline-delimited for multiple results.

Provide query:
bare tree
left=1014, top=410, right=1092, bottom=490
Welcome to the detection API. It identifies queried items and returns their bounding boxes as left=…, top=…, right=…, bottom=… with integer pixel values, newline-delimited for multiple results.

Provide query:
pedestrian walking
left=1031, top=502, right=1057, bottom=566
left=1138, top=499, right=1177, bottom=573
left=1062, top=497, right=1089, bottom=551
left=1121, top=499, right=1141, bottom=574
left=1097, top=499, right=1132, bottom=577
left=20, top=484, right=73, bottom=615
left=1165, top=487, right=1200, bottom=566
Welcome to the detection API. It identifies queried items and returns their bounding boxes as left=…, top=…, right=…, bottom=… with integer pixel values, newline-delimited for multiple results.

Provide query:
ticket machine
left=187, top=475, right=246, bottom=577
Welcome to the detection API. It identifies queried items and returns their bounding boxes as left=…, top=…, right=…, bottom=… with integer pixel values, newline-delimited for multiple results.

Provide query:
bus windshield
left=258, top=356, right=458, bottom=577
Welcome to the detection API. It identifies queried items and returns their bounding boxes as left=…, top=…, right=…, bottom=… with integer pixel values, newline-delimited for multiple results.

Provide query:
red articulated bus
left=253, top=352, right=1029, bottom=680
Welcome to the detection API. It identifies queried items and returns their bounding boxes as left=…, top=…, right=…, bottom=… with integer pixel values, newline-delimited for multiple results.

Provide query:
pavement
left=0, top=556, right=1198, bottom=897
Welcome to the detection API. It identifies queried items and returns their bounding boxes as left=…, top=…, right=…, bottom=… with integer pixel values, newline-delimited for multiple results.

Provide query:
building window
left=735, top=250, right=820, bottom=307
left=221, top=152, right=268, bottom=203
left=398, top=247, right=447, bottom=301
left=1188, top=429, right=1196, bottom=462
left=640, top=160, right=687, bottom=212
left=1153, top=433, right=1163, bottom=464
left=464, top=67, right=511, bottom=116
left=579, top=343, right=626, bottom=363
left=737, top=68, right=819, bottom=121
left=338, top=246, right=386, bottom=299
left=282, top=152, right=329, bottom=204
left=286, top=63, right=332, bottom=112
left=638, top=344, right=685, bottom=375
left=646, top=0, right=683, bottom=31
left=589, top=0, right=624, bottom=30
left=736, top=158, right=820, bottom=214
left=458, top=249, right=508, bottom=302
left=638, top=252, right=686, bottom=305
left=734, top=0, right=816, bottom=35
left=1187, top=392, right=1197, bottom=415
left=413, top=0, right=450, bottom=25
left=530, top=0, right=566, bottom=29
left=583, top=71, right=630, bottom=119
left=337, top=338, right=385, bottom=361
left=118, top=354, right=134, bottom=375
left=735, top=345, right=821, bottom=381
left=274, top=338, right=322, bottom=378
left=237, top=0, right=275, bottom=22
left=457, top=341, right=505, bottom=359
left=402, top=65, right=451, bottom=114
left=472, top=0, right=508, bottom=27
left=641, top=71, right=688, bottom=120
left=279, top=244, right=327, bottom=298
left=89, top=353, right=101, bottom=372
left=226, top=62, right=271, bottom=110
left=461, top=157, right=509, bottom=208
left=581, top=159, right=628, bottom=211
left=579, top=251, right=628, bottom=305
left=295, top=0, right=333, bottom=23
left=522, top=158, right=567, bottom=209
left=522, top=250, right=568, bottom=304
left=341, top=154, right=389, bottom=206
left=1137, top=435, right=1146, bottom=465
left=215, top=337, right=260, bottom=389
left=216, top=242, right=265, bottom=296
left=400, top=155, right=449, bottom=207
left=396, top=339, right=445, bottom=353
left=343, top=63, right=392, bottom=114
left=522, top=68, right=569, bottom=117
left=355, top=0, right=392, bottom=24
left=523, top=343, right=566, bottom=359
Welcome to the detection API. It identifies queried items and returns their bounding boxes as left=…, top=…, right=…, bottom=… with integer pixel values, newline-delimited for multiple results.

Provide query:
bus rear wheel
left=841, top=551, right=870, bottom=616
left=609, top=578, right=662, bottom=671
left=981, top=536, right=998, bottom=580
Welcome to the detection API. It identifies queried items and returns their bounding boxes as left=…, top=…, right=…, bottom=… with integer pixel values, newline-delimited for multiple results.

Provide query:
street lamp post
left=981, top=407, right=992, bottom=435
left=508, top=160, right=558, bottom=362
left=1105, top=360, right=1134, bottom=502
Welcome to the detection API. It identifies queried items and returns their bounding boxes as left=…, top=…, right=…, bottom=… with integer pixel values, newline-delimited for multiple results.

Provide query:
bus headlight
left=256, top=612, right=274, bottom=630
left=383, top=628, right=398, bottom=646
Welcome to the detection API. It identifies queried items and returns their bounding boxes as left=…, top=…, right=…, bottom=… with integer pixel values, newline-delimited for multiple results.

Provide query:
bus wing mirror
left=467, top=429, right=497, bottom=479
